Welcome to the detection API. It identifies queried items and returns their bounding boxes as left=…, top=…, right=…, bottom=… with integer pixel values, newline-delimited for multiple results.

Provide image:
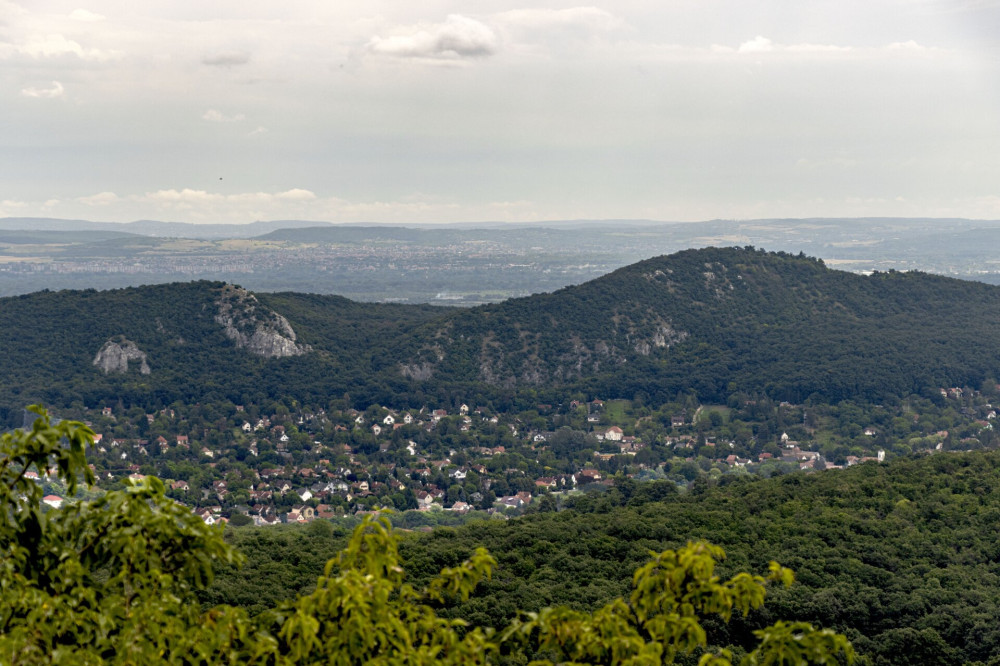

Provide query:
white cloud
left=886, top=40, right=927, bottom=50
left=16, top=33, right=119, bottom=60
left=144, top=189, right=221, bottom=204
left=275, top=189, right=316, bottom=201
left=248, top=126, right=268, bottom=136
left=738, top=35, right=774, bottom=53
left=368, top=15, right=497, bottom=60
left=202, top=109, right=246, bottom=123
left=20, top=81, right=64, bottom=98
left=78, top=191, right=119, bottom=205
left=1, top=199, right=28, bottom=208
left=201, top=51, right=251, bottom=66
left=141, top=188, right=315, bottom=205
left=69, top=9, right=105, bottom=22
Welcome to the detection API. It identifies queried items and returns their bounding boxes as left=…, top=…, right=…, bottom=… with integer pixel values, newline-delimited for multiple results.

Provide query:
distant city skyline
left=3, top=1, right=999, bottom=224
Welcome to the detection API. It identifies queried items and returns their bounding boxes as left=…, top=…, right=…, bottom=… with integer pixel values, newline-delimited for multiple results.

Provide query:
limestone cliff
left=214, top=285, right=311, bottom=358
left=93, top=337, right=151, bottom=374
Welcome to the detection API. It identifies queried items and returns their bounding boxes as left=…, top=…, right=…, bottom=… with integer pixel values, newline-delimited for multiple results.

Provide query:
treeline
left=210, top=451, right=1000, bottom=665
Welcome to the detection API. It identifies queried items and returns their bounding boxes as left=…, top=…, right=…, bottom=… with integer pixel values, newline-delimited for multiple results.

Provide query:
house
left=171, top=480, right=190, bottom=492
left=578, top=469, right=602, bottom=482
left=254, top=514, right=281, bottom=527
left=288, top=505, right=316, bottom=522
left=403, top=413, right=414, bottom=424
left=372, top=424, right=382, bottom=436
left=383, top=414, right=395, bottom=426
left=448, top=501, right=471, bottom=513
left=316, top=504, right=338, bottom=520
left=670, top=416, right=685, bottom=428
left=604, top=426, right=623, bottom=442
left=196, top=509, right=217, bottom=525
left=497, top=495, right=525, bottom=509
left=415, top=491, right=435, bottom=509
left=176, top=435, right=189, bottom=446
left=42, top=495, right=63, bottom=509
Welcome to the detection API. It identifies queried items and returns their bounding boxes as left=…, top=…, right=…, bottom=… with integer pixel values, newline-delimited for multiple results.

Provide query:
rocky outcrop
left=93, top=337, right=151, bottom=374
left=399, top=362, right=435, bottom=381
left=214, top=285, right=310, bottom=358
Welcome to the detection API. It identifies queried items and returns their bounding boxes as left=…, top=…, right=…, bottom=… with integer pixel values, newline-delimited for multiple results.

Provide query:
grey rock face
left=214, top=285, right=311, bottom=358
left=93, top=337, right=151, bottom=374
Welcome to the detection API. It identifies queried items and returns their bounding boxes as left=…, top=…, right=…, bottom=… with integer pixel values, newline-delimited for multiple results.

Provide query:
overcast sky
left=2, top=1, right=999, bottom=224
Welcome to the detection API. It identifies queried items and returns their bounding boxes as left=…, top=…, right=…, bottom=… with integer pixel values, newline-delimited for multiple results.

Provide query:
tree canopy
left=0, top=407, right=852, bottom=664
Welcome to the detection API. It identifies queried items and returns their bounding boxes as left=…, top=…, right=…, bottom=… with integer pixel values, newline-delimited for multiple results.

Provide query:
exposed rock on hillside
left=399, top=362, right=434, bottom=381
left=93, top=337, right=151, bottom=374
left=214, top=285, right=311, bottom=358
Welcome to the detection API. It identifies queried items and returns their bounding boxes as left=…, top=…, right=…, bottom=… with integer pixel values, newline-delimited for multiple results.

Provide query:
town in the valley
left=33, top=385, right=1000, bottom=527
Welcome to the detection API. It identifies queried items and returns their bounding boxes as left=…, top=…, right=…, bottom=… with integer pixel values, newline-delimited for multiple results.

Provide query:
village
left=31, top=385, right=1000, bottom=527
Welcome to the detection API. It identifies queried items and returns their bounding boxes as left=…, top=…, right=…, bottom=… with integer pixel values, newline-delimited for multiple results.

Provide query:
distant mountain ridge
left=4, top=247, right=1000, bottom=423
left=0, top=218, right=335, bottom=239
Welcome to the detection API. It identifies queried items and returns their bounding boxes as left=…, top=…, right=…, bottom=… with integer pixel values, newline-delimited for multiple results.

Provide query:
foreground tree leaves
left=0, top=407, right=853, bottom=665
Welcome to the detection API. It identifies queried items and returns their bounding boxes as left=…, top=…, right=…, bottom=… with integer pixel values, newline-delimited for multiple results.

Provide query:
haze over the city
left=3, top=0, right=999, bottom=224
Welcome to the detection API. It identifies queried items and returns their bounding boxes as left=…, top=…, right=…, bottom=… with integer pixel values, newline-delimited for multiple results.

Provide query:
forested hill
left=405, top=247, right=1000, bottom=403
left=5, top=247, right=1000, bottom=421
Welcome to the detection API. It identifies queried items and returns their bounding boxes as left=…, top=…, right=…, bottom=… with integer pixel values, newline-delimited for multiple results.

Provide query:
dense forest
left=209, top=450, right=1000, bottom=665
left=6, top=247, right=1000, bottom=425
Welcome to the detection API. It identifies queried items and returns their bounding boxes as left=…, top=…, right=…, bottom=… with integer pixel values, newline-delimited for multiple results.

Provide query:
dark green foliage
left=1, top=408, right=850, bottom=665
left=7, top=247, right=1000, bottom=420
left=208, top=451, right=1000, bottom=664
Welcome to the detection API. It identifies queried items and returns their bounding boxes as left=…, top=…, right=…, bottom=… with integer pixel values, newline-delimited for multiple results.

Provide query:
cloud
left=78, top=191, right=119, bottom=205
left=885, top=40, right=927, bottom=50
left=704, top=36, right=856, bottom=56
left=248, top=126, right=268, bottom=136
left=275, top=189, right=316, bottom=201
left=20, top=81, right=64, bottom=98
left=493, top=7, right=626, bottom=32
left=201, top=51, right=251, bottom=66
left=203, top=109, right=246, bottom=122
left=69, top=9, right=105, bottom=22
left=16, top=33, right=119, bottom=60
left=738, top=35, right=774, bottom=53
left=368, top=15, right=497, bottom=60
left=144, top=189, right=221, bottom=204
left=141, top=188, right=315, bottom=205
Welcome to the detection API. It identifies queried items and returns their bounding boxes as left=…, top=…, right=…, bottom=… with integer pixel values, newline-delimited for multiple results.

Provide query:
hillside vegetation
left=212, top=450, right=1000, bottom=665
left=5, top=247, right=1000, bottom=423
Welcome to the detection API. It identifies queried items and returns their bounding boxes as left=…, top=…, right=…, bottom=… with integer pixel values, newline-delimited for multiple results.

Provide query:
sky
left=2, top=1, right=1000, bottom=225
